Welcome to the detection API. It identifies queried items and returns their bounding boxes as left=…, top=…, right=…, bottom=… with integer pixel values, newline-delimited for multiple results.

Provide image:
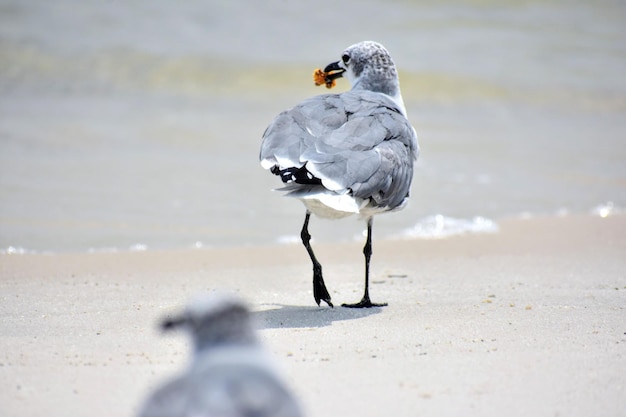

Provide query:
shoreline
left=1, top=213, right=625, bottom=417
left=1, top=206, right=622, bottom=255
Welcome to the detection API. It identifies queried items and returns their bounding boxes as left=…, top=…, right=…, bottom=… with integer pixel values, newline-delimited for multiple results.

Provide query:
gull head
left=323, top=41, right=405, bottom=113
left=161, top=292, right=258, bottom=352
left=324, top=42, right=399, bottom=95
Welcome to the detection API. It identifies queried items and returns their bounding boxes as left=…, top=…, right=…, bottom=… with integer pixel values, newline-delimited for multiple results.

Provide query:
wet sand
left=1, top=214, right=625, bottom=417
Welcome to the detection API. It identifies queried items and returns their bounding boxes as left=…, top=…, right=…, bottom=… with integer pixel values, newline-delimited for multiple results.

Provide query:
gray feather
left=260, top=90, right=418, bottom=210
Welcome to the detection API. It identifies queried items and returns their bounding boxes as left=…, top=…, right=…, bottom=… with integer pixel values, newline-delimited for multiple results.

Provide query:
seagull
left=260, top=41, right=419, bottom=308
left=137, top=294, right=303, bottom=417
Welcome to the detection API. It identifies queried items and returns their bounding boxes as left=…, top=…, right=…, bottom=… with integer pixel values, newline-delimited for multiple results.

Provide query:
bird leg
left=342, top=217, right=388, bottom=308
left=301, top=211, right=333, bottom=307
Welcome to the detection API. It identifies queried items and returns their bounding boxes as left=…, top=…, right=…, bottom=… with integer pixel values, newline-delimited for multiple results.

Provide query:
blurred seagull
left=138, top=294, right=303, bottom=417
left=260, top=41, right=419, bottom=308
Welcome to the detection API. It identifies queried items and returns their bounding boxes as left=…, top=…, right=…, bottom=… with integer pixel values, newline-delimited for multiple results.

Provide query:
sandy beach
left=2, top=2, right=625, bottom=416
left=1, top=213, right=624, bottom=417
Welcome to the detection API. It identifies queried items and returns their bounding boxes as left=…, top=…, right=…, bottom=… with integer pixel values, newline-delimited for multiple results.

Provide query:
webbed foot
left=341, top=297, right=387, bottom=308
left=313, top=276, right=333, bottom=307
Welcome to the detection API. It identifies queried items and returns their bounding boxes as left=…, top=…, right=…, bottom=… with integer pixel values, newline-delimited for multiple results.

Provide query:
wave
left=399, top=215, right=500, bottom=239
left=0, top=246, right=42, bottom=255
left=2, top=43, right=624, bottom=113
left=590, top=201, right=622, bottom=218
left=3, top=204, right=623, bottom=254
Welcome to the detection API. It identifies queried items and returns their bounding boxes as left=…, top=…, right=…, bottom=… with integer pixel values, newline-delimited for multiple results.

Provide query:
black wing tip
left=273, top=165, right=323, bottom=186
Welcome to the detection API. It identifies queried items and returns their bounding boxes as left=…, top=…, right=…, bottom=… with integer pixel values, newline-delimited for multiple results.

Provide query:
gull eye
left=342, top=54, right=350, bottom=64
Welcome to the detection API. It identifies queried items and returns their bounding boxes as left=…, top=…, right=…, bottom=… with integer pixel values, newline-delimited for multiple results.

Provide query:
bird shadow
left=252, top=304, right=382, bottom=329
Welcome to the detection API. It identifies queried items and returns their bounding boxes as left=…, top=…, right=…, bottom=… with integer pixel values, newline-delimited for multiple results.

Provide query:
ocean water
left=1, top=0, right=625, bottom=253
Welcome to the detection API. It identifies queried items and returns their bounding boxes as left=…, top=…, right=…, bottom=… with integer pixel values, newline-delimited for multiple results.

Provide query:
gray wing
left=260, top=90, right=419, bottom=210
left=137, top=375, right=191, bottom=417
left=138, top=364, right=302, bottom=417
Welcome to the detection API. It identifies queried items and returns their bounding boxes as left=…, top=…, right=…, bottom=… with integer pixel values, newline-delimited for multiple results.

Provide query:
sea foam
left=399, top=215, right=500, bottom=239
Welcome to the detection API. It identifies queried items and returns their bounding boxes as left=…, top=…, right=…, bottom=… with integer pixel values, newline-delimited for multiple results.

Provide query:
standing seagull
left=138, top=294, right=303, bottom=417
left=260, top=41, right=419, bottom=308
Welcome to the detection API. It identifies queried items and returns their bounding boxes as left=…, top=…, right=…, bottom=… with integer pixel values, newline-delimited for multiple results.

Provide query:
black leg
left=301, top=211, right=333, bottom=307
left=342, top=217, right=387, bottom=308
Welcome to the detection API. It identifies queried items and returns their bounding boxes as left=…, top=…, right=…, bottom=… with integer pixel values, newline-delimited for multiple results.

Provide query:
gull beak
left=323, top=61, right=345, bottom=83
left=160, top=314, right=188, bottom=332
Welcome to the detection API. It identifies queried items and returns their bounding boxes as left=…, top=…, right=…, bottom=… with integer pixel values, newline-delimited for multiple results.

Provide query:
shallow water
left=1, top=0, right=625, bottom=252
